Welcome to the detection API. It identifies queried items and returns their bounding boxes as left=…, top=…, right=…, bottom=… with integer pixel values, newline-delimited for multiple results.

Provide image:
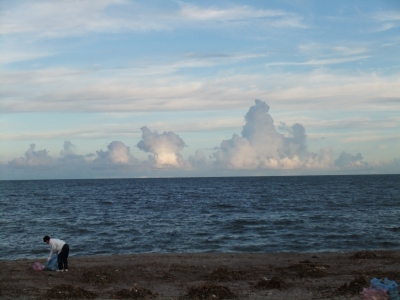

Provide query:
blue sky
left=1, top=0, right=399, bottom=179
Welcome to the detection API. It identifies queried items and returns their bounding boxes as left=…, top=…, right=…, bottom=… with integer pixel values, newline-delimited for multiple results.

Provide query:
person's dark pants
left=58, top=244, right=69, bottom=270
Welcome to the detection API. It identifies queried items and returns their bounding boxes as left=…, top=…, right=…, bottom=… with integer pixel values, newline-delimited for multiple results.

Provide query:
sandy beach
left=1, top=250, right=399, bottom=300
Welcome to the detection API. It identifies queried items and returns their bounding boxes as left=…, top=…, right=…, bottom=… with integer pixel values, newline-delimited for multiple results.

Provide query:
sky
left=0, top=0, right=399, bottom=180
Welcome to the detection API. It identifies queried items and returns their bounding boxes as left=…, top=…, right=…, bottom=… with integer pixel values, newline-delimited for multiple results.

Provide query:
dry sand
left=1, top=250, right=399, bottom=300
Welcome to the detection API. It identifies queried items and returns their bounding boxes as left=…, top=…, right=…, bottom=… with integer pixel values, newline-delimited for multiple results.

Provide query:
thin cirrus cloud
left=177, top=3, right=306, bottom=28
left=265, top=56, right=370, bottom=67
left=298, top=43, right=368, bottom=56
left=2, top=67, right=399, bottom=114
left=372, top=11, right=400, bottom=31
left=0, top=0, right=305, bottom=37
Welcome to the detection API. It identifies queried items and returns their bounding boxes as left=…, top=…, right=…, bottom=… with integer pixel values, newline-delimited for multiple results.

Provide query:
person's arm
left=48, top=242, right=55, bottom=261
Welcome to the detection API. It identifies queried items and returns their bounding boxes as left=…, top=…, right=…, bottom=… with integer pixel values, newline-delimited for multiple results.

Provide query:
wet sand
left=1, top=250, right=399, bottom=300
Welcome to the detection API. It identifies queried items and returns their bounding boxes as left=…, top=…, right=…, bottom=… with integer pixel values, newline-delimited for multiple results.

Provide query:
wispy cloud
left=266, top=55, right=369, bottom=66
left=342, top=134, right=400, bottom=143
left=0, top=117, right=243, bottom=141
left=0, top=0, right=305, bottom=38
left=299, top=42, right=368, bottom=56
left=177, top=2, right=306, bottom=28
left=0, top=50, right=53, bottom=64
left=2, top=66, right=400, bottom=114
left=370, top=11, right=400, bottom=32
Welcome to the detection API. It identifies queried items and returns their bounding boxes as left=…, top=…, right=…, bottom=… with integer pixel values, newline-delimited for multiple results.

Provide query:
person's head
left=43, top=236, right=50, bottom=244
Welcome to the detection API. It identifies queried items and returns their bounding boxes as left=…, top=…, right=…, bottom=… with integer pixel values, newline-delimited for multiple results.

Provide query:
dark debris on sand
left=362, top=270, right=400, bottom=281
left=181, top=282, right=238, bottom=300
left=204, top=267, right=244, bottom=282
left=37, top=284, right=98, bottom=299
left=254, top=276, right=286, bottom=290
left=111, top=285, right=156, bottom=299
left=350, top=251, right=378, bottom=259
left=80, top=269, right=116, bottom=285
left=336, top=275, right=369, bottom=296
left=278, top=262, right=328, bottom=278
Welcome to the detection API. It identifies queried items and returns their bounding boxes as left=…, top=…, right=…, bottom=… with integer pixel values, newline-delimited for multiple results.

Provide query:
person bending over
left=43, top=235, right=69, bottom=272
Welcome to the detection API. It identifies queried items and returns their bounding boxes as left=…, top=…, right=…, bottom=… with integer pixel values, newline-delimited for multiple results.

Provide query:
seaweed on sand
left=38, top=284, right=98, bottom=299
left=182, top=282, right=238, bottom=300
left=204, top=267, right=244, bottom=282
left=111, top=285, right=156, bottom=299
left=80, top=269, right=116, bottom=285
left=336, top=276, right=369, bottom=296
left=350, top=251, right=378, bottom=259
left=254, top=276, right=286, bottom=290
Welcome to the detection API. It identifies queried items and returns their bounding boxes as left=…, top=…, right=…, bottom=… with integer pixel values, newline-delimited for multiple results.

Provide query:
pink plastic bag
left=33, top=262, right=45, bottom=271
left=362, top=287, right=388, bottom=300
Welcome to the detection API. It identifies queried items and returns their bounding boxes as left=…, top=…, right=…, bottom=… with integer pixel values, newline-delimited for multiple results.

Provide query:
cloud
left=370, top=158, right=400, bottom=174
left=2, top=65, right=399, bottom=115
left=137, top=126, right=187, bottom=168
left=8, top=143, right=56, bottom=168
left=0, top=0, right=154, bottom=37
left=57, top=140, right=92, bottom=166
left=334, top=151, right=368, bottom=169
left=177, top=3, right=305, bottom=28
left=189, top=149, right=210, bottom=170
left=0, top=50, right=52, bottom=65
left=1, top=101, right=397, bottom=179
left=93, top=141, right=139, bottom=168
left=0, top=1, right=304, bottom=38
left=372, top=11, right=400, bottom=32
left=266, top=56, right=370, bottom=67
left=298, top=43, right=368, bottom=56
left=212, top=99, right=332, bottom=170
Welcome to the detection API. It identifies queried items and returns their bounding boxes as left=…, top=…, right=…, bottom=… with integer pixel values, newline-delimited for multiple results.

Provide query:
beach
left=1, top=250, right=399, bottom=300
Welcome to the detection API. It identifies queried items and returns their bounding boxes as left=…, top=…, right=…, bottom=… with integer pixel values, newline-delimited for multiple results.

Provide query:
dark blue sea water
left=1, top=175, right=399, bottom=260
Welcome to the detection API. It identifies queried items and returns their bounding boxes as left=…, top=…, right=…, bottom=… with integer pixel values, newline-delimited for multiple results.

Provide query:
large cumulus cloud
left=93, top=141, right=139, bottom=168
left=213, top=99, right=332, bottom=170
left=137, top=126, right=188, bottom=168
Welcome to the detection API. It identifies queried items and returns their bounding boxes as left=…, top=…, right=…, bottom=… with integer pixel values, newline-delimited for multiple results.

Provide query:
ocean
left=1, top=175, right=399, bottom=260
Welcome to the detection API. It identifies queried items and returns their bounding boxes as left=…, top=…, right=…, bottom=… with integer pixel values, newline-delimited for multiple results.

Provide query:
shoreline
left=1, top=250, right=399, bottom=299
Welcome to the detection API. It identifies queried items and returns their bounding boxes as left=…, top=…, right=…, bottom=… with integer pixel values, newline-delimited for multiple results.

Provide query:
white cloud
left=60, top=140, right=77, bottom=157
left=342, top=134, right=400, bottom=144
left=177, top=3, right=305, bottom=28
left=0, top=0, right=305, bottom=38
left=93, top=141, right=139, bottom=167
left=8, top=143, right=56, bottom=167
left=298, top=42, right=368, bottom=56
left=137, top=126, right=188, bottom=168
left=212, top=99, right=333, bottom=170
left=266, top=56, right=370, bottom=67
left=0, top=0, right=155, bottom=37
left=188, top=149, right=209, bottom=170
left=2, top=100, right=398, bottom=178
left=0, top=50, right=52, bottom=65
left=334, top=151, right=367, bottom=169
left=2, top=66, right=400, bottom=114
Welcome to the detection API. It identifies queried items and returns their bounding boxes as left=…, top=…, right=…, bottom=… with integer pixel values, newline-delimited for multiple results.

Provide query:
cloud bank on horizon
left=2, top=100, right=399, bottom=179
left=0, top=0, right=399, bottom=179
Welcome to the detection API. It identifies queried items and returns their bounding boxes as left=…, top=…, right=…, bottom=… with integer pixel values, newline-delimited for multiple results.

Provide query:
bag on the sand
left=370, top=278, right=399, bottom=300
left=362, top=287, right=388, bottom=300
left=46, top=254, right=58, bottom=271
left=33, top=262, right=45, bottom=271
